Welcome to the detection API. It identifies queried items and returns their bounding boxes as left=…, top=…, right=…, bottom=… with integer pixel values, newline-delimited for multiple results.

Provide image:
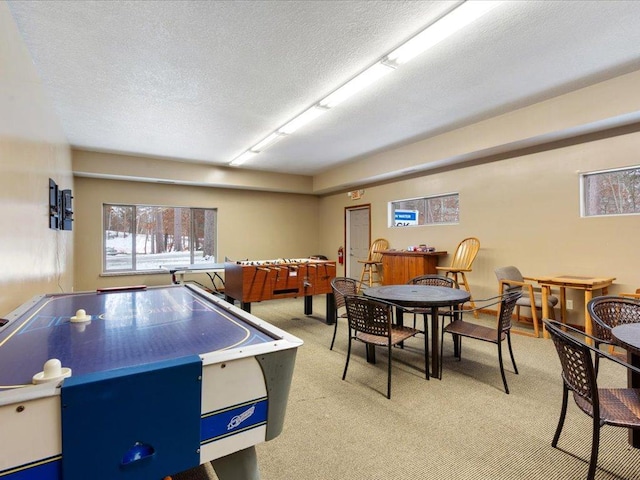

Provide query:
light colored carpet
left=181, top=296, right=640, bottom=480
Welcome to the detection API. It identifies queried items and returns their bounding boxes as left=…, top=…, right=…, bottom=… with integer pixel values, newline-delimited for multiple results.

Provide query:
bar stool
left=357, top=238, right=389, bottom=292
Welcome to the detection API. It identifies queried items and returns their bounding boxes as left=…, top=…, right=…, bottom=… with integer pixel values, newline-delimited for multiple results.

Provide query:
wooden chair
left=406, top=275, right=458, bottom=330
left=544, top=319, right=640, bottom=480
left=441, top=290, right=521, bottom=393
left=436, top=237, right=480, bottom=316
left=494, top=265, right=558, bottom=338
left=587, top=296, right=640, bottom=373
left=620, top=288, right=640, bottom=299
left=342, top=294, right=425, bottom=399
left=357, top=238, right=389, bottom=292
left=329, top=277, right=359, bottom=351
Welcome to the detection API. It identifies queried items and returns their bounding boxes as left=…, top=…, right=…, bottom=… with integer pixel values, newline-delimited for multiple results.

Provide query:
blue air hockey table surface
left=0, top=284, right=303, bottom=480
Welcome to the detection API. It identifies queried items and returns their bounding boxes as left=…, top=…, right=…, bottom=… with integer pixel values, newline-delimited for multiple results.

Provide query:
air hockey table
left=0, top=284, right=302, bottom=480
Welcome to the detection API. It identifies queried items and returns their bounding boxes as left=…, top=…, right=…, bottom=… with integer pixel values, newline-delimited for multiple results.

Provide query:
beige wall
left=72, top=68, right=640, bottom=327
left=314, top=69, right=640, bottom=194
left=73, top=177, right=320, bottom=291
left=5, top=0, right=638, bottom=329
left=0, top=3, right=73, bottom=316
left=318, top=130, right=640, bottom=327
left=73, top=149, right=314, bottom=194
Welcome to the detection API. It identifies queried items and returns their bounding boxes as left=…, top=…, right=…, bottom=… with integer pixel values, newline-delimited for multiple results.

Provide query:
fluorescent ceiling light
left=230, top=150, right=258, bottom=167
left=385, top=0, right=502, bottom=66
left=251, top=132, right=285, bottom=152
left=278, top=106, right=328, bottom=135
left=319, top=62, right=395, bottom=108
left=229, top=0, right=503, bottom=166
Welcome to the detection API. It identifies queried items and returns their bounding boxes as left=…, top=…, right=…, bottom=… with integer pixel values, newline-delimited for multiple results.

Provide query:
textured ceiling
left=7, top=0, right=640, bottom=176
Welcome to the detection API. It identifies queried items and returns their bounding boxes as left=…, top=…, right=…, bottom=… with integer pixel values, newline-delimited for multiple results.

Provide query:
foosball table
left=224, top=258, right=337, bottom=324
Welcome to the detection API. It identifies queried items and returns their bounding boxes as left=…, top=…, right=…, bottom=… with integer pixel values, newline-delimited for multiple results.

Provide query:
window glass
left=582, top=166, right=640, bottom=217
left=389, top=193, right=459, bottom=227
left=103, top=204, right=217, bottom=272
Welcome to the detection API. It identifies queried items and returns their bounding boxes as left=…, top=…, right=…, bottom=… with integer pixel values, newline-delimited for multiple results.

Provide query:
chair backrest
left=620, top=289, right=640, bottom=299
left=408, top=274, right=457, bottom=288
left=587, top=296, right=640, bottom=343
left=544, top=319, right=598, bottom=411
left=494, top=266, right=524, bottom=293
left=497, top=290, right=522, bottom=333
left=448, top=237, right=480, bottom=270
left=344, top=294, right=392, bottom=338
left=331, top=277, right=359, bottom=310
left=368, top=238, right=389, bottom=263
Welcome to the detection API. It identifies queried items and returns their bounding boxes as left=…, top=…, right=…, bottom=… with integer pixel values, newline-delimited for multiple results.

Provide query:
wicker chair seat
left=343, top=294, right=428, bottom=398
left=589, top=296, right=640, bottom=343
left=587, top=296, right=640, bottom=375
left=329, top=277, right=359, bottom=351
left=441, top=291, right=521, bottom=393
left=545, top=319, right=640, bottom=480
left=445, top=320, right=507, bottom=343
left=356, top=326, right=419, bottom=346
left=574, top=388, right=640, bottom=428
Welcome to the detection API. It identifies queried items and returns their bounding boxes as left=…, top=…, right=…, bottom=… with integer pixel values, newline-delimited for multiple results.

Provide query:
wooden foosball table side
left=223, top=260, right=336, bottom=321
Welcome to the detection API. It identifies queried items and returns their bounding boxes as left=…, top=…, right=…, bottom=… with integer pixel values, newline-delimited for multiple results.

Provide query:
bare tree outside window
left=389, top=193, right=459, bottom=227
left=582, top=166, right=640, bottom=217
left=103, top=204, right=217, bottom=272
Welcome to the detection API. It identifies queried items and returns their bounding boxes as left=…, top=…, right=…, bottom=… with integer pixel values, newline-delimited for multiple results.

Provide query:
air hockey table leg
left=210, top=446, right=260, bottom=480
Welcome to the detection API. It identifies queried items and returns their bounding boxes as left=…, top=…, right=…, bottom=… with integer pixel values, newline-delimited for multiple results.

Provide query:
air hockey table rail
left=0, top=284, right=303, bottom=480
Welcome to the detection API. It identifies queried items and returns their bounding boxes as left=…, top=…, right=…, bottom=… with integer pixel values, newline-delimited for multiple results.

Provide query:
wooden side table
left=535, top=275, right=616, bottom=340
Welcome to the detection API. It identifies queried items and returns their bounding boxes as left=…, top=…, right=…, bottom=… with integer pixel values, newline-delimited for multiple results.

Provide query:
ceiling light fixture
left=231, top=150, right=258, bottom=166
left=385, top=0, right=501, bottom=66
left=319, top=63, right=396, bottom=109
left=251, top=132, right=285, bottom=152
left=278, top=106, right=329, bottom=135
left=229, top=0, right=502, bottom=167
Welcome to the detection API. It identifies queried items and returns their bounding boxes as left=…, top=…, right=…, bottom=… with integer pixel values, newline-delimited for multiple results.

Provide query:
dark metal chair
left=441, top=290, right=521, bottom=393
left=329, top=277, right=359, bottom=351
left=587, top=296, right=640, bottom=373
left=406, top=274, right=458, bottom=330
left=342, top=294, right=425, bottom=399
left=544, top=319, right=640, bottom=480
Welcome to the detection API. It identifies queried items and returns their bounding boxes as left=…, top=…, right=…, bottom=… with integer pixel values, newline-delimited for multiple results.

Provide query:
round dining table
left=611, top=323, right=640, bottom=447
left=364, top=284, right=470, bottom=379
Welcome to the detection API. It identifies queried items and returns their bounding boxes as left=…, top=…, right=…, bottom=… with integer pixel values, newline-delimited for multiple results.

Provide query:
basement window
left=103, top=204, right=217, bottom=272
left=581, top=166, right=640, bottom=217
left=389, top=193, right=459, bottom=227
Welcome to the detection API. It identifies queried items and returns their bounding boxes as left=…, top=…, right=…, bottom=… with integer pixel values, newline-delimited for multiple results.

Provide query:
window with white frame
left=389, top=193, right=459, bottom=227
left=581, top=166, right=640, bottom=217
left=103, top=204, right=217, bottom=272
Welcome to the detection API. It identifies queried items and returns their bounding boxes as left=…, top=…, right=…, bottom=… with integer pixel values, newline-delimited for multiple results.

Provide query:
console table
left=380, top=250, right=447, bottom=285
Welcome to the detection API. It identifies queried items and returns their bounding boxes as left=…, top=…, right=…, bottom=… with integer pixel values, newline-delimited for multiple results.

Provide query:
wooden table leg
left=559, top=287, right=567, bottom=327
left=542, top=285, right=551, bottom=339
left=584, top=289, right=593, bottom=342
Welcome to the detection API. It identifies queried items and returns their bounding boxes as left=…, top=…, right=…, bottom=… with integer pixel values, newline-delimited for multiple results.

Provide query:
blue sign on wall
left=394, top=210, right=419, bottom=226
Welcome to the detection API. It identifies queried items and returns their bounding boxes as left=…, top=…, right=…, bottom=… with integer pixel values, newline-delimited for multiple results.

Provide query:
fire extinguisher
left=338, top=246, right=344, bottom=265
